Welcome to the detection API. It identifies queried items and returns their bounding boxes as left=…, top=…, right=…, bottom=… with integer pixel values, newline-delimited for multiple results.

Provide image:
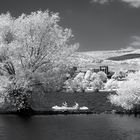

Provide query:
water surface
left=0, top=114, right=140, bottom=140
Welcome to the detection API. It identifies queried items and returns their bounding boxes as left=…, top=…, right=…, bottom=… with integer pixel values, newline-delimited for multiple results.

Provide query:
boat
left=52, top=102, right=88, bottom=111
left=79, top=106, right=89, bottom=110
left=52, top=102, right=68, bottom=111
left=52, top=102, right=79, bottom=111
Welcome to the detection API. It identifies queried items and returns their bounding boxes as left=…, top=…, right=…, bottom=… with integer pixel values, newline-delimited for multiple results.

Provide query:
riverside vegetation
left=0, top=10, right=139, bottom=114
left=64, top=68, right=140, bottom=113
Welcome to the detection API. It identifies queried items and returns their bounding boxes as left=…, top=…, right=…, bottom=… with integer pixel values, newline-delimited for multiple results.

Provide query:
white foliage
left=64, top=71, right=104, bottom=92
left=104, top=79, right=119, bottom=91
left=74, top=72, right=85, bottom=82
left=127, top=70, right=140, bottom=81
left=112, top=71, right=127, bottom=80
left=89, top=78, right=104, bottom=91
left=90, top=72, right=99, bottom=81
left=84, top=70, right=92, bottom=81
left=97, top=71, right=107, bottom=82
left=109, top=71, right=140, bottom=110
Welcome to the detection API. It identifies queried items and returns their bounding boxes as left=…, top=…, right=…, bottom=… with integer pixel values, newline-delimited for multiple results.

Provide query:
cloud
left=130, top=36, right=140, bottom=46
left=90, top=0, right=110, bottom=4
left=123, top=0, right=140, bottom=8
left=90, top=0, right=140, bottom=8
left=125, top=36, right=140, bottom=49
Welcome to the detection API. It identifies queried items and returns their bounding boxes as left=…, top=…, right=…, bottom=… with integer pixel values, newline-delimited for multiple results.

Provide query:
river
left=0, top=114, right=140, bottom=140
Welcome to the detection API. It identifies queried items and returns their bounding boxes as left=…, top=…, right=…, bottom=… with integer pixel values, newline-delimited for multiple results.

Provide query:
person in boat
left=62, top=102, right=68, bottom=107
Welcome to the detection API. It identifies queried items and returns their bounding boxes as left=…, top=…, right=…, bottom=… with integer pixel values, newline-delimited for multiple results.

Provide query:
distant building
left=99, top=66, right=109, bottom=74
left=93, top=68, right=100, bottom=73
left=93, top=66, right=109, bottom=75
left=126, top=69, right=137, bottom=74
left=75, top=65, right=112, bottom=79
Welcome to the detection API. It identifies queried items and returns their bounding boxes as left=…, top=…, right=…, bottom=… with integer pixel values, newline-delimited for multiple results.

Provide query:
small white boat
left=52, top=102, right=79, bottom=111
left=52, top=102, right=68, bottom=111
left=79, top=106, right=89, bottom=110
left=52, top=105, right=67, bottom=111
left=52, top=102, right=89, bottom=111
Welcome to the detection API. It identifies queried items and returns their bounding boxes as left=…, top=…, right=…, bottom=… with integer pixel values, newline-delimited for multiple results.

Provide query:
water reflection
left=0, top=114, right=140, bottom=140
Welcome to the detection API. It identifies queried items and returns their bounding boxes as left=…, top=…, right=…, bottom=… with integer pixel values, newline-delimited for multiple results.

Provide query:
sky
left=0, top=0, right=140, bottom=51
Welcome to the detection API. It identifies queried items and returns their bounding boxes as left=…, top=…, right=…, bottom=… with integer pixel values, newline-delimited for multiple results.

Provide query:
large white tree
left=0, top=11, right=79, bottom=111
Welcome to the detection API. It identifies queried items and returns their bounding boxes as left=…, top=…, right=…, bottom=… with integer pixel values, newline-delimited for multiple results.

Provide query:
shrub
left=74, top=72, right=85, bottom=82
left=5, top=78, right=32, bottom=111
left=89, top=78, right=104, bottom=91
left=104, top=79, right=120, bottom=91
left=84, top=70, right=92, bottom=81
left=109, top=71, right=140, bottom=110
left=109, top=79, right=140, bottom=110
left=64, top=71, right=105, bottom=92
left=90, top=72, right=99, bottom=81
left=112, top=71, right=127, bottom=80
left=97, top=71, right=107, bottom=82
left=126, top=70, right=140, bottom=81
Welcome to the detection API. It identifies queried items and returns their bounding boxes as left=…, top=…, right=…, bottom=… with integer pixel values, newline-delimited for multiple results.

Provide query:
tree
left=89, top=78, right=104, bottom=92
left=97, top=71, right=107, bottom=82
left=0, top=11, right=79, bottom=111
left=104, top=79, right=119, bottom=91
left=112, top=71, right=127, bottom=80
left=90, top=72, right=98, bottom=81
left=84, top=70, right=92, bottom=81
left=108, top=71, right=140, bottom=110
left=109, top=79, right=140, bottom=110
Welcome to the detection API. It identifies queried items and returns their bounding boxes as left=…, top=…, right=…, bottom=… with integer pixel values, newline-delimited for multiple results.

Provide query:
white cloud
left=122, top=36, right=140, bottom=50
left=130, top=36, right=140, bottom=46
left=122, top=0, right=140, bottom=8
left=90, top=0, right=140, bottom=8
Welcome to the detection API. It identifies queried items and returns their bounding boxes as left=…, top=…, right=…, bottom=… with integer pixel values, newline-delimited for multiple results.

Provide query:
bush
left=109, top=79, right=140, bottom=110
left=126, top=70, right=140, bottom=81
left=89, top=78, right=104, bottom=91
left=109, top=71, right=140, bottom=110
left=104, top=79, right=120, bottom=91
left=6, top=78, right=32, bottom=111
left=64, top=70, right=106, bottom=92
left=84, top=70, right=92, bottom=81
left=97, top=71, right=107, bottom=82
left=90, top=72, right=99, bottom=81
left=74, top=72, right=85, bottom=82
left=112, top=71, right=127, bottom=80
